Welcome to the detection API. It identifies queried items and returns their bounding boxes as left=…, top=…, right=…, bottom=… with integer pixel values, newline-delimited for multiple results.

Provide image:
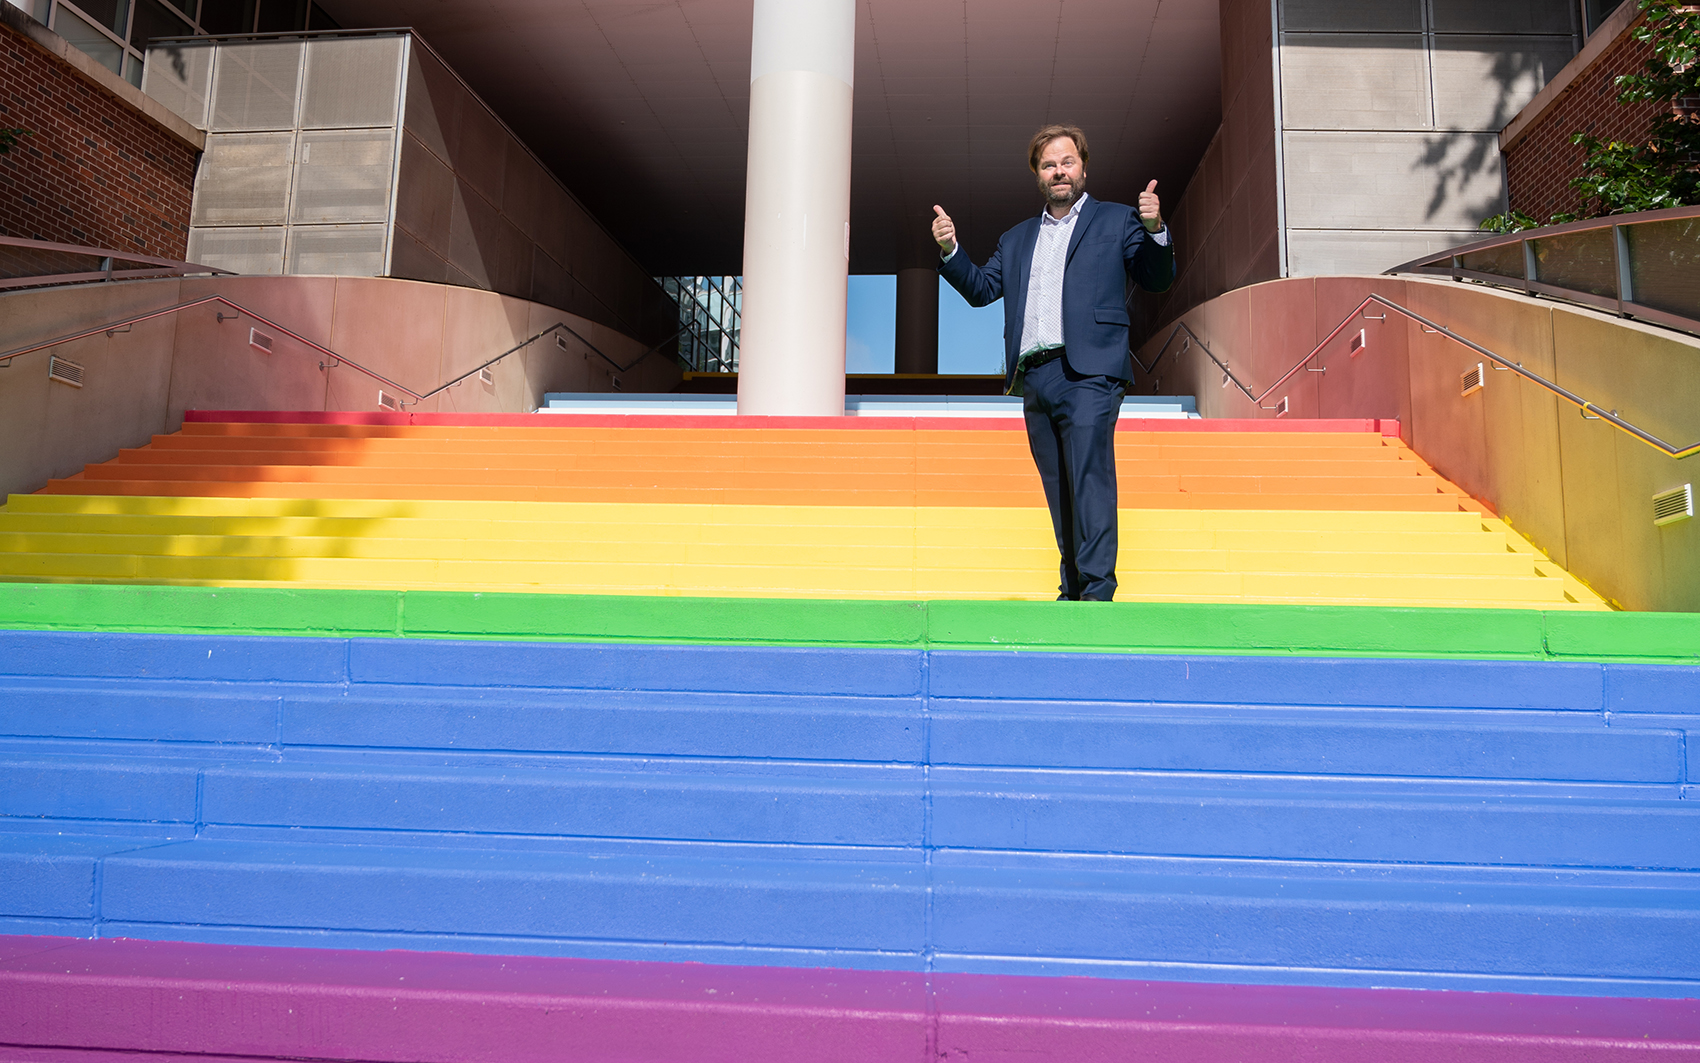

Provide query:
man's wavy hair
left=1028, top=124, right=1089, bottom=172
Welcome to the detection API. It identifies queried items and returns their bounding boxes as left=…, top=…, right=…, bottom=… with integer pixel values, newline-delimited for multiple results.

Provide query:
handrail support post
left=1613, top=224, right=1634, bottom=313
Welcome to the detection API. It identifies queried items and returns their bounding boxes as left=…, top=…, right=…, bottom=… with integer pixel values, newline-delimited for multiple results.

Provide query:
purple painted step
left=1, top=936, right=1696, bottom=1062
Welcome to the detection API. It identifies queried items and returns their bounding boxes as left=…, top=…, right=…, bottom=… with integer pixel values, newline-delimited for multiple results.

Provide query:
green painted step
left=0, top=583, right=1695, bottom=663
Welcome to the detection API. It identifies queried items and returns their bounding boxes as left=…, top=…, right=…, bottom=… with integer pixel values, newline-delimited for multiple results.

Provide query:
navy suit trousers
left=1020, top=356, right=1124, bottom=601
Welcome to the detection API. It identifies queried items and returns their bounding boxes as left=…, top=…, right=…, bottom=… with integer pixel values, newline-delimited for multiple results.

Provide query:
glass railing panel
left=1625, top=215, right=1700, bottom=320
left=1529, top=228, right=1617, bottom=298
left=0, top=245, right=99, bottom=282
left=1457, top=242, right=1525, bottom=279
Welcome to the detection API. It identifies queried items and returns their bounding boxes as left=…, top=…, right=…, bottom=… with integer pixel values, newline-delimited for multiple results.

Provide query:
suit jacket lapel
left=1009, top=216, right=1041, bottom=321
left=1065, top=196, right=1100, bottom=265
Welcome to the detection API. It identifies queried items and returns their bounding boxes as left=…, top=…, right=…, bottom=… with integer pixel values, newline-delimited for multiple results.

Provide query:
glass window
left=129, top=0, right=190, bottom=47
left=255, top=0, right=305, bottom=33
left=53, top=5, right=125, bottom=73
left=64, top=0, right=127, bottom=34
left=197, top=0, right=254, bottom=34
left=2, top=0, right=46, bottom=22
left=1584, top=0, right=1627, bottom=34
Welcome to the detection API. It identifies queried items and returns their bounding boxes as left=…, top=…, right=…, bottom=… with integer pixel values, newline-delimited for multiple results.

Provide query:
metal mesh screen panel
left=141, top=42, right=215, bottom=128
left=301, top=35, right=403, bottom=129
left=192, top=133, right=295, bottom=225
left=209, top=40, right=303, bottom=131
left=290, top=129, right=396, bottom=224
left=188, top=226, right=287, bottom=274
left=285, top=224, right=387, bottom=275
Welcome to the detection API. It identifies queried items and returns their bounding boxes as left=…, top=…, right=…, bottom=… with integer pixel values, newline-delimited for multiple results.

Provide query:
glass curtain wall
left=659, top=275, right=741, bottom=373
left=21, top=0, right=336, bottom=86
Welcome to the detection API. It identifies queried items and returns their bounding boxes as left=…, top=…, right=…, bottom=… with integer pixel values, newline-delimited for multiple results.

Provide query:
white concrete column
left=736, top=0, right=855, bottom=416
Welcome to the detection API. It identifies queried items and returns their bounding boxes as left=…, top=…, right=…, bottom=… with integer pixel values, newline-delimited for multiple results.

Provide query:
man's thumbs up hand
left=1138, top=180, right=1162, bottom=233
left=932, top=205, right=957, bottom=255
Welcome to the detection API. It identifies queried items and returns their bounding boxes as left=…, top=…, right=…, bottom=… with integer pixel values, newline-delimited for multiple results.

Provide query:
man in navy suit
left=933, top=124, right=1174, bottom=601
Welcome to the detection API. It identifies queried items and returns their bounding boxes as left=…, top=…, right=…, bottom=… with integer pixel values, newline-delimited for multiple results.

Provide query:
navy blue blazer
left=938, top=196, right=1175, bottom=391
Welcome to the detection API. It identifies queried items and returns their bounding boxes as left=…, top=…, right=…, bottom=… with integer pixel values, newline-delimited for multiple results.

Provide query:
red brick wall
left=0, top=20, right=195, bottom=258
left=1504, top=19, right=1664, bottom=220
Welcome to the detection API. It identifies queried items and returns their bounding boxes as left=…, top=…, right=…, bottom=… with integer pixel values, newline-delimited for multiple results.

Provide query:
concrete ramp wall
left=0, top=274, right=681, bottom=497
left=1133, top=276, right=1700, bottom=612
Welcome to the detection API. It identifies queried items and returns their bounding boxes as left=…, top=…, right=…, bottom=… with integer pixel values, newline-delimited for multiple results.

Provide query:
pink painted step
left=1, top=936, right=1695, bottom=1062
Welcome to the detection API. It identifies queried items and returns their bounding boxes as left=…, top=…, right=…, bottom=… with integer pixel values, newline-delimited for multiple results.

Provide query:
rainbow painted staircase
left=0, top=411, right=1603, bottom=605
left=1, top=409, right=1697, bottom=1061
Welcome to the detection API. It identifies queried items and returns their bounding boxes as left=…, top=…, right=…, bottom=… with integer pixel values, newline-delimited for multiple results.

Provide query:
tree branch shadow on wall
left=1414, top=45, right=1560, bottom=226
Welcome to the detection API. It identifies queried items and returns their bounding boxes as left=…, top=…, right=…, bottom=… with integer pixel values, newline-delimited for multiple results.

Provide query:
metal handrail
left=0, top=295, right=684, bottom=406
left=147, top=26, right=414, bottom=43
left=1140, top=293, right=1700, bottom=461
left=0, top=235, right=233, bottom=291
left=1384, top=205, right=1700, bottom=338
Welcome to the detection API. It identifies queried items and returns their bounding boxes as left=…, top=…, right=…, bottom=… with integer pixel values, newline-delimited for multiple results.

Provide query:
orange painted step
left=67, top=461, right=1452, bottom=496
left=48, top=419, right=1480, bottom=513
left=172, top=421, right=1394, bottom=450
left=153, top=432, right=1393, bottom=456
left=118, top=445, right=1423, bottom=481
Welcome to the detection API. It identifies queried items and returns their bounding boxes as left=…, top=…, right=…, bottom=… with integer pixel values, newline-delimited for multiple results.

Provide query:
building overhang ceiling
left=320, top=0, right=1222, bottom=276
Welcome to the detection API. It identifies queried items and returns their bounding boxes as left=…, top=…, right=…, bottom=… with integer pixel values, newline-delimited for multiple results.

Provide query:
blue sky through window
left=845, top=275, right=1003, bottom=375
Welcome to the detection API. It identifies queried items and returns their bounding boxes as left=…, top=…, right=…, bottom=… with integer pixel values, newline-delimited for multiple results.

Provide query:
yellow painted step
left=0, top=531, right=1553, bottom=579
left=0, top=496, right=1566, bottom=545
left=0, top=496, right=1609, bottom=610
left=0, top=563, right=1598, bottom=609
left=0, top=544, right=1603, bottom=608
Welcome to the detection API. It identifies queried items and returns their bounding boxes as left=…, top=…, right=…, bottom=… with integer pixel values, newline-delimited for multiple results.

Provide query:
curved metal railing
left=0, top=295, right=684, bottom=407
left=0, top=235, right=233, bottom=291
left=1139, top=292, right=1700, bottom=461
left=1384, top=205, right=1700, bottom=338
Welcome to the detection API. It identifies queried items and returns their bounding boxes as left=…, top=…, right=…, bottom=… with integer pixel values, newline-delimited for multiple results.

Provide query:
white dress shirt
left=1019, top=194, right=1088, bottom=357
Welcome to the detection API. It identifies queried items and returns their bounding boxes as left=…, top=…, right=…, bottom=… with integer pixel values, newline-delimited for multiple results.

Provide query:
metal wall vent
left=249, top=328, right=273, bottom=354
left=479, top=367, right=494, bottom=385
left=1461, top=362, right=1485, bottom=396
left=1274, top=395, right=1290, bottom=418
left=377, top=390, right=400, bottom=411
left=1349, top=328, right=1366, bottom=356
left=1653, top=484, right=1693, bottom=527
left=47, top=357, right=85, bottom=388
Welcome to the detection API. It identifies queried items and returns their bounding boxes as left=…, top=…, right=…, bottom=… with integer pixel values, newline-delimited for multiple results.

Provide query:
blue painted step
left=3, top=749, right=1694, bottom=867
left=0, top=630, right=1696, bottom=995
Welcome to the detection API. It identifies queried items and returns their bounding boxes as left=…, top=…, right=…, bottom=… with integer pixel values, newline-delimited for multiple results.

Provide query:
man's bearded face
left=1035, top=137, right=1086, bottom=208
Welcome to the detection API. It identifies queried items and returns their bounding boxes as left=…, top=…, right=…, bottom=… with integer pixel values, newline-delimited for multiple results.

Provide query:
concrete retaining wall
left=0, top=273, right=681, bottom=497
left=1134, top=275, right=1700, bottom=611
